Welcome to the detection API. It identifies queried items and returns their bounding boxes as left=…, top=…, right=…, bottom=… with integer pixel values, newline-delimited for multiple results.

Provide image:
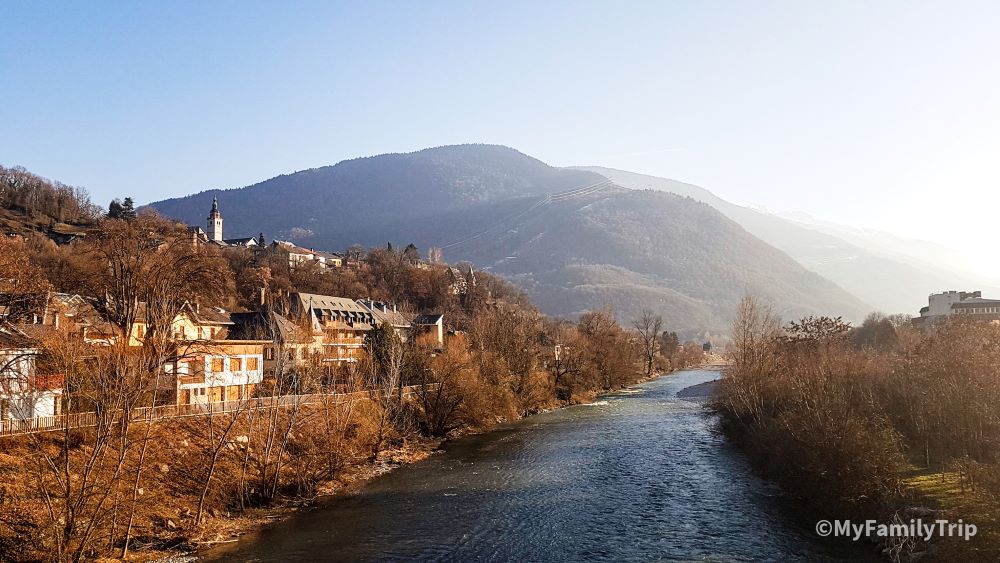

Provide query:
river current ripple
left=205, top=369, right=872, bottom=562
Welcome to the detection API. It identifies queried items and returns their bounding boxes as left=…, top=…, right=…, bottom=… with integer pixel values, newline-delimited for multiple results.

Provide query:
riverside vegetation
left=0, top=178, right=705, bottom=562
left=717, top=296, right=1000, bottom=562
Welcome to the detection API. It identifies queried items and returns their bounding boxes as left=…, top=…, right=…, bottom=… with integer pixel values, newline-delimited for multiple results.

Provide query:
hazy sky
left=4, top=1, right=999, bottom=275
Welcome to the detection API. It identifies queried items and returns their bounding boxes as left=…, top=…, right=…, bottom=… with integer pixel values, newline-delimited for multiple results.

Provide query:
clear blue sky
left=4, top=1, right=1000, bottom=272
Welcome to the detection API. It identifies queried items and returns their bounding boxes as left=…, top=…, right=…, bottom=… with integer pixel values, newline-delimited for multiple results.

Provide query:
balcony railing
left=325, top=337, right=365, bottom=346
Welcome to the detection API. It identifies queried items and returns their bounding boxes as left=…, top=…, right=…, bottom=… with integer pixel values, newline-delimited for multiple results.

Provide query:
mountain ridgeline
left=578, top=166, right=999, bottom=315
left=148, top=144, right=870, bottom=336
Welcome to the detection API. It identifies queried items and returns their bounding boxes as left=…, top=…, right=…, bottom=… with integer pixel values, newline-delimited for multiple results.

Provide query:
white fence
left=0, top=384, right=432, bottom=438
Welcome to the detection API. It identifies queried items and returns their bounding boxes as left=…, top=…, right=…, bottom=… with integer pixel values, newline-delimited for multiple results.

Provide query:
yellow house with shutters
left=128, top=302, right=266, bottom=407
left=167, top=341, right=266, bottom=406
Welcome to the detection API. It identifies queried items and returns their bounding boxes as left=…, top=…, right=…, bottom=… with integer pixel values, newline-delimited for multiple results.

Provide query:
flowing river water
left=203, top=369, right=873, bottom=562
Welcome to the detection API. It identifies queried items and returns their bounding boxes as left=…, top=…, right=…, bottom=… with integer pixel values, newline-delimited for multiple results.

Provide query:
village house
left=354, top=299, right=447, bottom=347
left=281, top=293, right=373, bottom=363
left=0, top=323, right=63, bottom=426
left=413, top=313, right=445, bottom=347
left=269, top=240, right=344, bottom=269
left=129, top=302, right=266, bottom=407
left=229, top=310, right=316, bottom=379
left=357, top=299, right=413, bottom=341
left=164, top=339, right=266, bottom=406
left=9, top=292, right=116, bottom=345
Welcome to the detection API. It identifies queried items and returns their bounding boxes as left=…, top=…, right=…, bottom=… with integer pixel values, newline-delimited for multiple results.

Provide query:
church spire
left=207, top=196, right=223, bottom=242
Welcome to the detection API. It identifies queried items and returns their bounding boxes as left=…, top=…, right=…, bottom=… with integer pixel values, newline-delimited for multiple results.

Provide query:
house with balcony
left=165, top=340, right=266, bottom=406
left=282, top=293, right=374, bottom=363
left=0, top=323, right=63, bottom=424
left=357, top=299, right=413, bottom=341
left=129, top=302, right=267, bottom=407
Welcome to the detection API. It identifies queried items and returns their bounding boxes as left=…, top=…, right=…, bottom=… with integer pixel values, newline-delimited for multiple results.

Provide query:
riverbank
left=144, top=370, right=682, bottom=562
left=714, top=313, right=1000, bottom=562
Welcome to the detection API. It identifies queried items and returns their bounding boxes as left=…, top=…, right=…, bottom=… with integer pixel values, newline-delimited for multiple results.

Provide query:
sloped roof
left=290, top=293, right=375, bottom=331
left=0, top=322, right=37, bottom=350
left=293, top=293, right=370, bottom=314
left=357, top=300, right=413, bottom=328
left=312, top=250, right=342, bottom=261
left=223, top=237, right=258, bottom=246
left=229, top=310, right=306, bottom=342
left=413, top=313, right=443, bottom=325
left=181, top=302, right=234, bottom=325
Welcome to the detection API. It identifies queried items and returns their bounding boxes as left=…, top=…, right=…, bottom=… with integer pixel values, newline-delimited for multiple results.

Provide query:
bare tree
left=363, top=323, right=407, bottom=460
left=633, top=309, right=663, bottom=376
left=721, top=295, right=781, bottom=425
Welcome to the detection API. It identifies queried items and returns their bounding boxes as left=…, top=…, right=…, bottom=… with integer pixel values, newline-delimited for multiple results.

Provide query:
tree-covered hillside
left=148, top=144, right=870, bottom=335
left=148, top=144, right=603, bottom=248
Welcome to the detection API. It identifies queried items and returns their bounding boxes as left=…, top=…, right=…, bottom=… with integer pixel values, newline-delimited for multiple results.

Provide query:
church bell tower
left=207, top=197, right=223, bottom=242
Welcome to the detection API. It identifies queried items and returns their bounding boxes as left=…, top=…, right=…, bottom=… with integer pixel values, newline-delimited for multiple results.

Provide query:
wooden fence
left=0, top=384, right=432, bottom=438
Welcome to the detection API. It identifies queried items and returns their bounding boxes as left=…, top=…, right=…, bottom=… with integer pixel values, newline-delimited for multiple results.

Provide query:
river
left=204, top=369, right=873, bottom=562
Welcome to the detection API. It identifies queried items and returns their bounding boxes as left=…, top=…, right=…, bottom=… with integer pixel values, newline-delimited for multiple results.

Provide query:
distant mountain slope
left=450, top=188, right=870, bottom=335
left=148, top=144, right=869, bottom=335
left=578, top=166, right=994, bottom=314
left=150, top=145, right=604, bottom=247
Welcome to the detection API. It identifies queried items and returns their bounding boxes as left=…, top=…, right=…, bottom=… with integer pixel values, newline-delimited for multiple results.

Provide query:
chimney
left=260, top=287, right=266, bottom=307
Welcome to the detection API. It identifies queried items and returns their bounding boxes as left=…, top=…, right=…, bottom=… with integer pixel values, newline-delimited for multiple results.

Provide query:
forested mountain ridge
left=148, top=144, right=870, bottom=335
left=149, top=145, right=604, bottom=246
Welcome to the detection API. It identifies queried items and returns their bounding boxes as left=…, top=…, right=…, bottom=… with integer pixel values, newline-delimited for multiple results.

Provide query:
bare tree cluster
left=0, top=166, right=102, bottom=225
left=716, top=296, right=1000, bottom=560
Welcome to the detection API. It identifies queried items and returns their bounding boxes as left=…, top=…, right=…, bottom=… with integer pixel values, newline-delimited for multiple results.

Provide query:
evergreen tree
left=120, top=197, right=137, bottom=220
left=108, top=198, right=125, bottom=219
left=108, top=197, right=137, bottom=220
left=403, top=243, right=420, bottom=264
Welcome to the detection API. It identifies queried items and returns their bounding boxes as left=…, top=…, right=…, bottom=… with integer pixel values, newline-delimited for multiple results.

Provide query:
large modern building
left=915, top=290, right=1000, bottom=326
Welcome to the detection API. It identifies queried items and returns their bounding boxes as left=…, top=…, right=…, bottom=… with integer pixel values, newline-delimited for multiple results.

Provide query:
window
left=265, top=347, right=274, bottom=360
left=231, top=357, right=243, bottom=372
left=211, top=357, right=224, bottom=372
left=247, top=357, right=259, bottom=371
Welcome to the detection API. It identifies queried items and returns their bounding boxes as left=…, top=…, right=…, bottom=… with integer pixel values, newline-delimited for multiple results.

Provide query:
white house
left=271, top=240, right=343, bottom=269
left=0, top=324, right=62, bottom=422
